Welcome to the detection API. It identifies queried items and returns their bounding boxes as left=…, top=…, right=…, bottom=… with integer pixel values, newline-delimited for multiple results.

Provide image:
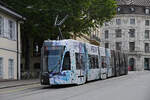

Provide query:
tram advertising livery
left=40, top=39, right=128, bottom=85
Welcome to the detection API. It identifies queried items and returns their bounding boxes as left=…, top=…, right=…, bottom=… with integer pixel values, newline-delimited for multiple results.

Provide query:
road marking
left=0, top=84, right=41, bottom=94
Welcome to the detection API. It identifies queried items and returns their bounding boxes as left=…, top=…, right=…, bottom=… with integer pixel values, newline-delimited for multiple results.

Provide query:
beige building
left=0, top=2, right=24, bottom=80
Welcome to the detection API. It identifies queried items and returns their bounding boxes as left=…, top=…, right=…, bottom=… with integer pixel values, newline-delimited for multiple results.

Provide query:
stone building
left=0, top=1, right=24, bottom=80
left=100, top=0, right=150, bottom=71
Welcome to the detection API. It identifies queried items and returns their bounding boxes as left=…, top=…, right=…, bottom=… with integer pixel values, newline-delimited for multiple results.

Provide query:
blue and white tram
left=86, top=43, right=100, bottom=81
left=99, top=47, right=107, bottom=79
left=41, top=40, right=87, bottom=85
left=106, top=48, right=113, bottom=78
left=40, top=39, right=128, bottom=85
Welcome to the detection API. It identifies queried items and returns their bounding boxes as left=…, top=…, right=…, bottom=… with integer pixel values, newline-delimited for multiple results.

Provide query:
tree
left=2, top=0, right=117, bottom=71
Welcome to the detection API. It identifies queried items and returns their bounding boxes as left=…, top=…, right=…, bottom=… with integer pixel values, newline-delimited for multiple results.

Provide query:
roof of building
left=0, top=1, right=25, bottom=20
left=116, top=0, right=150, bottom=7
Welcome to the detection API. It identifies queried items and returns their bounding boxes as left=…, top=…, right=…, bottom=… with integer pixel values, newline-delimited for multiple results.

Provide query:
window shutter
left=13, top=22, right=16, bottom=40
left=1, top=17, right=4, bottom=37
left=3, top=18, right=6, bottom=37
left=0, top=58, right=3, bottom=77
left=0, top=16, right=3, bottom=37
left=6, top=19, right=9, bottom=38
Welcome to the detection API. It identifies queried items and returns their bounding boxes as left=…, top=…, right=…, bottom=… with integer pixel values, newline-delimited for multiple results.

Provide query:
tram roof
left=44, top=39, right=100, bottom=47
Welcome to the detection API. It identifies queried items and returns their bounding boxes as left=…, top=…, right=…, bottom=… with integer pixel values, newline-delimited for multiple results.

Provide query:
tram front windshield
left=44, top=46, right=64, bottom=73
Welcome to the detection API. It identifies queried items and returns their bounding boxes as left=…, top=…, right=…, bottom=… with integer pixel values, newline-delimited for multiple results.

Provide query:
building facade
left=0, top=2, right=24, bottom=80
left=100, top=0, right=150, bottom=71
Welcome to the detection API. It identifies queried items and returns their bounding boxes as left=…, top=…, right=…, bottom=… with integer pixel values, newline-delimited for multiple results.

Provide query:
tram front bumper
left=40, top=72, right=50, bottom=85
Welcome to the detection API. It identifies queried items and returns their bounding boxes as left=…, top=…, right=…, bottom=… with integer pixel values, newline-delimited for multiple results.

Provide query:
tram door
left=129, top=58, right=135, bottom=71
left=111, top=50, right=115, bottom=77
left=120, top=52, right=126, bottom=75
left=144, top=58, right=149, bottom=70
left=99, top=47, right=107, bottom=79
left=106, top=49, right=112, bottom=78
left=75, top=53, right=86, bottom=84
left=114, top=51, right=120, bottom=77
left=123, top=53, right=128, bottom=75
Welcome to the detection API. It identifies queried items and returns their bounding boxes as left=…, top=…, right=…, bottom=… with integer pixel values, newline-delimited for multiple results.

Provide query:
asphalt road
left=0, top=71, right=150, bottom=100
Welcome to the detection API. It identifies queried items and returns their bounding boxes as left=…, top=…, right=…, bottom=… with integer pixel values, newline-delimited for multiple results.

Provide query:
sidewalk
left=0, top=79, right=40, bottom=89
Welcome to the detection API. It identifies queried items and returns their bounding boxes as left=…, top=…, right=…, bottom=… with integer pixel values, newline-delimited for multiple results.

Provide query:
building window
left=105, top=30, right=109, bottom=39
left=0, top=16, right=3, bottom=36
left=8, top=20, right=16, bottom=40
left=130, top=18, right=135, bottom=24
left=116, top=19, right=121, bottom=25
left=144, top=58, right=150, bottom=70
left=145, top=8, right=150, bottom=14
left=8, top=59, right=14, bottom=79
left=117, top=7, right=121, bottom=12
left=34, top=63, right=40, bottom=69
left=145, top=43, right=149, bottom=53
left=145, top=30, right=150, bottom=39
left=105, top=43, right=109, bottom=48
left=129, top=29, right=135, bottom=37
left=116, top=42, right=122, bottom=50
left=115, top=29, right=122, bottom=38
left=129, top=58, right=135, bottom=71
left=129, top=42, right=135, bottom=52
left=145, top=20, right=150, bottom=26
left=0, top=58, right=3, bottom=78
left=130, top=7, right=135, bottom=12
left=105, top=22, right=109, bottom=26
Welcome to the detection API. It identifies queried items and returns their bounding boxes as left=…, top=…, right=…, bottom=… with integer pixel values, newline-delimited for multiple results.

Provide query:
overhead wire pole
left=58, top=27, right=63, bottom=40
left=54, top=14, right=69, bottom=40
left=54, top=0, right=70, bottom=40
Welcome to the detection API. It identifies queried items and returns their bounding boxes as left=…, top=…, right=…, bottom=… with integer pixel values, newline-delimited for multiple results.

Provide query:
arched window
left=130, top=7, right=135, bottom=12
left=117, top=7, right=121, bottom=12
left=129, top=58, right=135, bottom=71
left=145, top=8, right=149, bottom=14
left=144, top=58, right=149, bottom=70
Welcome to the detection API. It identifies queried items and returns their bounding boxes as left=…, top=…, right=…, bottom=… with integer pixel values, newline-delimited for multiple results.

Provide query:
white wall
left=0, top=12, right=21, bottom=80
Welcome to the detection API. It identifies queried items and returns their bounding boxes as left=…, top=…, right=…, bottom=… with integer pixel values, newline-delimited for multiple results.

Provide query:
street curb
left=0, top=82, right=40, bottom=89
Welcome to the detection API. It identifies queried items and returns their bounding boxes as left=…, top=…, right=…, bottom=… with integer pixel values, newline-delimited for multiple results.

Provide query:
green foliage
left=1, top=0, right=116, bottom=70
left=2, top=0, right=117, bottom=39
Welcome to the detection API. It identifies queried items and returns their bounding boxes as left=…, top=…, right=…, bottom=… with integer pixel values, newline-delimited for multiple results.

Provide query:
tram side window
left=121, top=55, right=124, bottom=67
left=110, top=56, right=114, bottom=67
left=92, top=56, right=95, bottom=68
left=89, top=55, right=93, bottom=69
left=93, top=57, right=96, bottom=68
left=101, top=57, right=106, bottom=68
left=110, top=51, right=114, bottom=68
left=95, top=56, right=99, bottom=68
left=89, top=55, right=99, bottom=69
left=62, top=52, right=71, bottom=70
left=88, top=55, right=92, bottom=69
left=75, top=53, right=85, bottom=70
left=122, top=55, right=125, bottom=67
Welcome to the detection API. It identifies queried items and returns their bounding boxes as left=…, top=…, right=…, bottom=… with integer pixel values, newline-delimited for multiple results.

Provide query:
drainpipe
left=16, top=20, right=19, bottom=80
